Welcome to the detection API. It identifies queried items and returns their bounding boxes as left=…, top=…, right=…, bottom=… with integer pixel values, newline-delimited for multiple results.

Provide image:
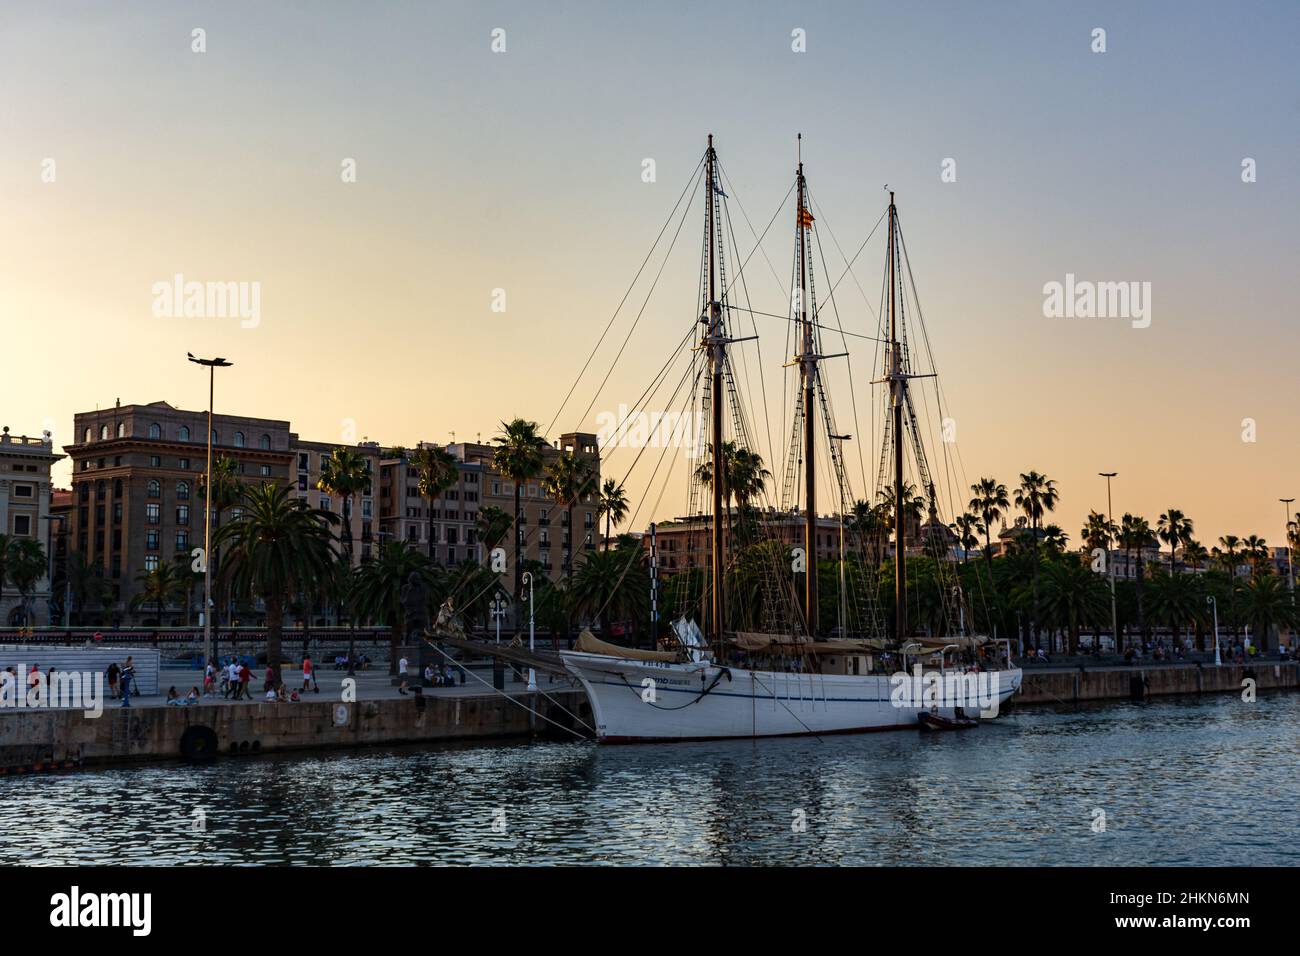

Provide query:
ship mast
left=796, top=135, right=818, bottom=635
left=888, top=191, right=906, bottom=643
left=705, top=134, right=726, bottom=651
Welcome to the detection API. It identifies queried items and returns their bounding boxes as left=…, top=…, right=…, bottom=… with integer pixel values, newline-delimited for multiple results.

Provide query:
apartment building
left=0, top=426, right=63, bottom=625
left=290, top=437, right=382, bottom=566
left=63, top=400, right=293, bottom=621
left=379, top=432, right=601, bottom=583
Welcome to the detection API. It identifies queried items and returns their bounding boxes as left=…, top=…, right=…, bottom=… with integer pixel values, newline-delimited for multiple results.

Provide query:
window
left=145, top=530, right=160, bottom=550
left=320, top=497, right=331, bottom=512
left=116, top=422, right=125, bottom=438
left=113, top=503, right=122, bottom=523
left=148, top=423, right=161, bottom=439
left=79, top=484, right=89, bottom=502
left=98, top=424, right=108, bottom=440
left=259, top=465, right=271, bottom=477
left=114, top=456, right=122, bottom=466
left=12, top=484, right=32, bottom=498
left=144, top=555, right=160, bottom=571
left=95, top=480, right=106, bottom=501
left=176, top=531, right=189, bottom=551
left=233, top=432, right=245, bottom=448
left=176, top=505, right=189, bottom=525
left=146, top=503, right=160, bottom=524
left=179, top=458, right=190, bottom=470
left=211, top=430, right=219, bottom=445
left=298, top=453, right=309, bottom=472
left=362, top=500, right=372, bottom=517
left=83, top=427, right=92, bottom=443
left=176, top=481, right=190, bottom=500
left=298, top=476, right=308, bottom=491
left=150, top=456, right=161, bottom=467
left=12, top=514, right=31, bottom=536
left=112, top=529, right=122, bottom=550
left=179, top=425, right=191, bottom=442
left=260, top=434, right=271, bottom=450
left=147, top=480, right=161, bottom=498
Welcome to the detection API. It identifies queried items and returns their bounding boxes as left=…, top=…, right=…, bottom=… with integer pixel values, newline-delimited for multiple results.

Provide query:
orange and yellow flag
left=798, top=207, right=815, bottom=229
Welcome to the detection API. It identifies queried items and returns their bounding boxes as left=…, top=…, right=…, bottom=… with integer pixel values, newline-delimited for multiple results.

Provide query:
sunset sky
left=2, top=1, right=1297, bottom=547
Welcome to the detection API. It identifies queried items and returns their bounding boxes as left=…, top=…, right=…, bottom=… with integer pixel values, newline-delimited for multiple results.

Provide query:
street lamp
left=1280, top=498, right=1295, bottom=601
left=1206, top=594, right=1221, bottom=667
left=521, top=571, right=537, bottom=690
left=188, top=353, right=233, bottom=668
left=490, top=591, right=507, bottom=644
left=1099, top=472, right=1118, bottom=654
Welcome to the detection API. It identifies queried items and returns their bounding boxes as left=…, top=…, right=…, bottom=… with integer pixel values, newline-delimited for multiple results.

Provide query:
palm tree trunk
left=266, top=596, right=284, bottom=685
left=427, top=495, right=435, bottom=564
left=513, top=484, right=523, bottom=636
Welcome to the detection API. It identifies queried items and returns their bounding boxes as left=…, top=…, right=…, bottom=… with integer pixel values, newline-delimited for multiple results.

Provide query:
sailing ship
left=553, top=135, right=1021, bottom=741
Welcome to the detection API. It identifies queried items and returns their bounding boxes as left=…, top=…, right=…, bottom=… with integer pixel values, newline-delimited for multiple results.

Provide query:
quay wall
left=0, top=690, right=592, bottom=772
left=1016, top=662, right=1297, bottom=705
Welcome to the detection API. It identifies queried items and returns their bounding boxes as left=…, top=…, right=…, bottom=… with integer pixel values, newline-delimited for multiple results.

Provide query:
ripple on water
left=2, top=693, right=1297, bottom=865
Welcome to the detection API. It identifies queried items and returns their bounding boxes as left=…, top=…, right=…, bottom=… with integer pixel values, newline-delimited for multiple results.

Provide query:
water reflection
left=3, top=693, right=1297, bottom=865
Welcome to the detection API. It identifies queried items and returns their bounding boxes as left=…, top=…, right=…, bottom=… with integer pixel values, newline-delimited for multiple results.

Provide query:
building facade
left=0, top=426, right=63, bottom=625
left=63, top=401, right=293, bottom=622
left=291, top=437, right=382, bottom=567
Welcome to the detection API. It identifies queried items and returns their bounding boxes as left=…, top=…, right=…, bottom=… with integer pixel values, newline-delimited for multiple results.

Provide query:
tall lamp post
left=1206, top=594, right=1221, bottom=666
left=188, top=353, right=232, bottom=668
left=1099, top=472, right=1118, bottom=653
left=1281, top=498, right=1296, bottom=599
left=521, top=571, right=536, bottom=690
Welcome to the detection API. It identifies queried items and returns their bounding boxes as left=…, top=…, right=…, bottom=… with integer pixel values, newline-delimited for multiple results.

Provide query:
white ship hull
left=560, top=651, right=1022, bottom=743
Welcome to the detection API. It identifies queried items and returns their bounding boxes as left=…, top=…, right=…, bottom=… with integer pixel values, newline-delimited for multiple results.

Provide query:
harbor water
left=4, top=692, right=1296, bottom=866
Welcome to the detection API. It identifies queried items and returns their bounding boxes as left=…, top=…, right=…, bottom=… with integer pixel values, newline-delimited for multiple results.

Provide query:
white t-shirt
left=229, top=663, right=240, bottom=681
left=399, top=658, right=408, bottom=674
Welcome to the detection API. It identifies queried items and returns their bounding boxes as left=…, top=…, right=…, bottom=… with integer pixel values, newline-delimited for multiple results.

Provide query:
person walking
left=301, top=654, right=316, bottom=693
left=236, top=661, right=253, bottom=701
left=120, top=657, right=135, bottom=707
left=397, top=655, right=409, bottom=696
left=203, top=659, right=217, bottom=697
left=106, top=661, right=120, bottom=700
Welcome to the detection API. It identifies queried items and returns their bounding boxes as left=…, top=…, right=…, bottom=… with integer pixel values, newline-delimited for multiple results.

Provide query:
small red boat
left=918, top=710, right=979, bottom=731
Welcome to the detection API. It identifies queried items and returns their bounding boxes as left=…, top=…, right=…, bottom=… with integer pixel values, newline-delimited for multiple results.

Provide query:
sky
left=1, top=1, right=1297, bottom=547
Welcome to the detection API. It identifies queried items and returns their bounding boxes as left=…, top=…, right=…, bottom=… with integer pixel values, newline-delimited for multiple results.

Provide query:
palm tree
left=317, top=446, right=371, bottom=569
left=64, top=552, right=111, bottom=626
left=1145, top=569, right=1205, bottom=650
left=544, top=453, right=597, bottom=580
left=1240, top=573, right=1295, bottom=653
left=1119, top=513, right=1155, bottom=643
left=948, top=513, right=984, bottom=564
left=598, top=478, right=630, bottom=549
left=1181, top=539, right=1209, bottom=572
left=493, top=419, right=547, bottom=635
left=1242, top=535, right=1270, bottom=578
left=1081, top=510, right=1116, bottom=557
left=129, top=560, right=190, bottom=626
left=214, top=483, right=339, bottom=684
left=474, top=505, right=512, bottom=553
left=4, top=538, right=47, bottom=626
left=411, top=444, right=459, bottom=564
left=569, top=548, right=650, bottom=635
left=969, top=477, right=1010, bottom=570
left=1041, top=524, right=1069, bottom=554
left=350, top=540, right=436, bottom=667
left=1039, top=555, right=1110, bottom=654
left=1156, top=508, right=1193, bottom=575
left=198, top=454, right=242, bottom=637
left=1014, top=470, right=1059, bottom=646
left=1217, top=535, right=1242, bottom=577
